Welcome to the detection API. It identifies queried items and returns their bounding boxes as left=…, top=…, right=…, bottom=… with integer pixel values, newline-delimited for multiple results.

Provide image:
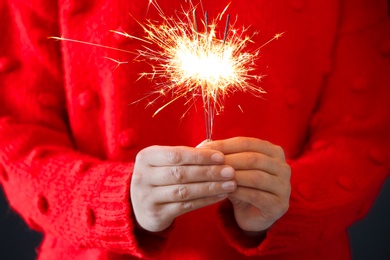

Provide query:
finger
left=161, top=194, right=228, bottom=219
left=229, top=187, right=283, bottom=217
left=149, top=165, right=235, bottom=186
left=234, top=170, right=280, bottom=195
left=153, top=181, right=236, bottom=204
left=136, top=145, right=225, bottom=166
left=199, top=137, right=285, bottom=160
left=225, top=152, right=285, bottom=175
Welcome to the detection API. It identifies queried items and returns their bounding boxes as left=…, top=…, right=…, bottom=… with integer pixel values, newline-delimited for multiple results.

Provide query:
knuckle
left=132, top=166, right=146, bottom=186
left=275, top=145, right=285, bottom=157
left=245, top=153, right=260, bottom=168
left=165, top=148, right=182, bottom=164
left=280, top=163, right=291, bottom=181
left=193, top=150, right=204, bottom=164
left=251, top=172, right=264, bottom=185
left=131, top=172, right=143, bottom=185
left=263, top=140, right=272, bottom=147
left=146, top=209, right=168, bottom=231
left=136, top=146, right=158, bottom=163
left=205, top=165, right=218, bottom=180
left=181, top=201, right=194, bottom=211
left=175, top=185, right=188, bottom=200
left=135, top=148, right=148, bottom=163
left=208, top=182, right=216, bottom=193
left=147, top=207, right=162, bottom=221
left=170, top=166, right=184, bottom=183
left=240, top=137, right=251, bottom=150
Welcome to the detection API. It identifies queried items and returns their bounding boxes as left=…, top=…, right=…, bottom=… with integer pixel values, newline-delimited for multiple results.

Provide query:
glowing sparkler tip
left=132, top=2, right=281, bottom=140
left=53, top=1, right=281, bottom=142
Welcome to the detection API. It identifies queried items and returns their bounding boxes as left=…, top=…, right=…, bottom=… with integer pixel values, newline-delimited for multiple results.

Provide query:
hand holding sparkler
left=199, top=137, right=291, bottom=232
left=131, top=145, right=236, bottom=232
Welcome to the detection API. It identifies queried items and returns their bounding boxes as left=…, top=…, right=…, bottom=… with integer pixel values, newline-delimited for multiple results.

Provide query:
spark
left=52, top=1, right=283, bottom=141
left=103, top=57, right=129, bottom=70
left=117, top=0, right=282, bottom=140
left=49, top=36, right=136, bottom=54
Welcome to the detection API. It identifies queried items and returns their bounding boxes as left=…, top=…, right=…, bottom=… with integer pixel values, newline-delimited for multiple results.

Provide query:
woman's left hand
left=199, top=137, right=291, bottom=232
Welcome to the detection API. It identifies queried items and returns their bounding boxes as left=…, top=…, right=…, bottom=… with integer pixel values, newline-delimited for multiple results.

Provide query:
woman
left=0, top=0, right=389, bottom=259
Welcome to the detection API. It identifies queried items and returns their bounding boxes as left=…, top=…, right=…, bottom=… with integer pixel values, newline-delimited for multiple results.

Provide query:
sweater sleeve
left=217, top=0, right=390, bottom=256
left=0, top=2, right=165, bottom=258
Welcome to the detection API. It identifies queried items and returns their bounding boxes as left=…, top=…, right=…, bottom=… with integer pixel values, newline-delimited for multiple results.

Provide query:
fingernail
left=211, top=153, right=224, bottom=163
left=216, top=194, right=228, bottom=199
left=222, top=181, right=235, bottom=190
left=196, top=140, right=208, bottom=148
left=221, top=167, right=234, bottom=178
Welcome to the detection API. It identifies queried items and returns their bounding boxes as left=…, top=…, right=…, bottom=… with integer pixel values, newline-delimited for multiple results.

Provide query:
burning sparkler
left=52, top=0, right=283, bottom=141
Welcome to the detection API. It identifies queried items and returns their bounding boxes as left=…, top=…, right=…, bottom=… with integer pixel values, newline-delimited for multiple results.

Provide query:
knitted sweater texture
left=0, top=0, right=389, bottom=259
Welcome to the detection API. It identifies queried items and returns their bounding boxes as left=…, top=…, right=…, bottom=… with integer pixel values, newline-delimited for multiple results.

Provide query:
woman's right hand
left=131, top=145, right=236, bottom=232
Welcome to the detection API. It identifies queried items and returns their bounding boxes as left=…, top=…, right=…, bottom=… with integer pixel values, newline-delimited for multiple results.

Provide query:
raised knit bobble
left=369, top=147, right=387, bottom=165
left=73, top=161, right=92, bottom=176
left=28, top=148, right=49, bottom=161
left=77, top=89, right=99, bottom=110
left=86, top=208, right=96, bottom=227
left=37, top=195, right=49, bottom=215
left=118, top=128, right=137, bottom=150
left=0, top=165, right=8, bottom=181
left=336, top=175, right=354, bottom=191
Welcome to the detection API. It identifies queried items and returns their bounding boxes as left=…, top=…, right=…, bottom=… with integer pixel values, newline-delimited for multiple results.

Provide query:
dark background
left=1, top=177, right=390, bottom=260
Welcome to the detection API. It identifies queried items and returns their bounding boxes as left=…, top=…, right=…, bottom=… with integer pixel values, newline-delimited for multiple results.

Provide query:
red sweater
left=1, top=0, right=389, bottom=259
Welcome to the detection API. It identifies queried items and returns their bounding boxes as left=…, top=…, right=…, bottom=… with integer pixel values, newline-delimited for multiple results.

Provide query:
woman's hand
left=131, top=145, right=236, bottom=232
left=200, top=137, right=291, bottom=232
